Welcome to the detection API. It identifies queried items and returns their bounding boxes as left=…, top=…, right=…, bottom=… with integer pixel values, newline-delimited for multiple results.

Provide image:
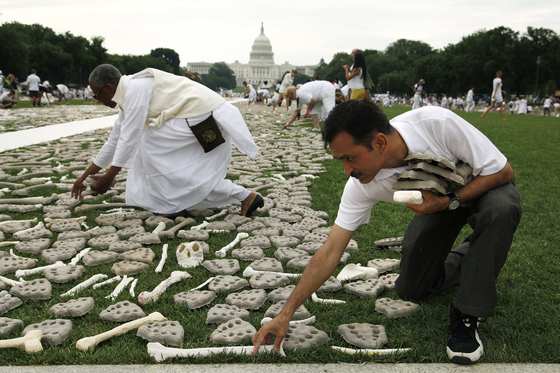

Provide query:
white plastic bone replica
left=105, top=275, right=135, bottom=300
left=311, top=292, right=346, bottom=305
left=336, top=263, right=378, bottom=282
left=76, top=312, right=166, bottom=352
left=61, top=274, right=108, bottom=298
left=260, top=315, right=316, bottom=326
left=154, top=244, right=168, bottom=273
left=15, top=261, right=65, bottom=279
left=214, top=232, right=249, bottom=258
left=147, top=342, right=285, bottom=362
left=206, top=209, right=227, bottom=221
left=92, top=275, right=122, bottom=289
left=331, top=346, right=412, bottom=356
left=68, top=247, right=92, bottom=266
left=158, top=217, right=194, bottom=239
left=0, top=275, right=25, bottom=287
left=81, top=222, right=89, bottom=230
left=188, top=277, right=215, bottom=291
left=393, top=190, right=423, bottom=205
left=0, top=241, right=19, bottom=248
left=190, top=221, right=209, bottom=231
left=176, top=242, right=204, bottom=269
left=137, top=271, right=191, bottom=305
left=16, top=168, right=29, bottom=176
left=0, top=329, right=43, bottom=353
left=129, top=278, right=138, bottom=297
left=242, top=266, right=301, bottom=279
left=152, top=222, right=166, bottom=235
left=0, top=218, right=37, bottom=229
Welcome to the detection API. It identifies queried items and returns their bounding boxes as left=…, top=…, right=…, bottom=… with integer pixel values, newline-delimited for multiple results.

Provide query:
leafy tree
left=150, top=48, right=181, bottom=74
left=201, top=62, right=236, bottom=91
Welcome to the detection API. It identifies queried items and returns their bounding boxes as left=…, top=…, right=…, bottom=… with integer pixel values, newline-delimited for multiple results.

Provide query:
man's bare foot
left=240, top=192, right=264, bottom=217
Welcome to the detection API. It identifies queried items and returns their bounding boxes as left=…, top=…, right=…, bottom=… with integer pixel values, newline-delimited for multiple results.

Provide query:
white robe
left=94, top=77, right=257, bottom=214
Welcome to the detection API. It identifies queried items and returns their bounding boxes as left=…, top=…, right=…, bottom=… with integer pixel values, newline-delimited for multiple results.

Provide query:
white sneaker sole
left=446, top=329, right=484, bottom=364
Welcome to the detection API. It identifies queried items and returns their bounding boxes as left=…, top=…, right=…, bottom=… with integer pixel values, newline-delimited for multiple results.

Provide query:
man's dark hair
left=323, top=100, right=393, bottom=149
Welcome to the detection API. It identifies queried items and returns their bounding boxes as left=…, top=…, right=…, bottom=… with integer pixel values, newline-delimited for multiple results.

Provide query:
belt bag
left=185, top=114, right=225, bottom=153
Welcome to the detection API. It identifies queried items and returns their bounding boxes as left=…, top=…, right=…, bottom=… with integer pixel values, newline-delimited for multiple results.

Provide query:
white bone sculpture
left=154, top=244, right=168, bottom=273
left=0, top=241, right=19, bottom=248
left=0, top=275, right=25, bottom=287
left=158, top=217, right=194, bottom=239
left=0, top=329, right=43, bottom=353
left=242, top=266, right=301, bottom=279
left=190, top=221, right=209, bottom=231
left=129, top=278, right=138, bottom=297
left=151, top=222, right=166, bottom=235
left=61, top=274, right=109, bottom=298
left=336, top=263, right=378, bottom=282
left=147, top=342, right=285, bottom=362
left=311, top=292, right=346, bottom=305
left=188, top=277, right=214, bottom=291
left=68, top=247, right=92, bottom=266
left=0, top=218, right=37, bottom=229
left=137, top=271, right=191, bottom=305
left=76, top=312, right=167, bottom=352
left=176, top=242, right=204, bottom=269
left=260, top=315, right=316, bottom=326
left=206, top=209, right=227, bottom=221
left=15, top=261, right=65, bottom=279
left=12, top=222, right=47, bottom=238
left=92, top=275, right=122, bottom=289
left=393, top=190, right=423, bottom=205
left=330, top=346, right=412, bottom=356
left=105, top=275, right=135, bottom=300
left=214, top=232, right=249, bottom=258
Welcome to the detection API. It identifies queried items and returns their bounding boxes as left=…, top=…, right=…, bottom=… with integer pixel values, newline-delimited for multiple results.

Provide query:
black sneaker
left=447, top=305, right=484, bottom=364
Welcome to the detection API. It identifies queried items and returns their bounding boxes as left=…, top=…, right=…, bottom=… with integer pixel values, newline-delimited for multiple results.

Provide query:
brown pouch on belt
left=185, top=114, right=225, bottom=153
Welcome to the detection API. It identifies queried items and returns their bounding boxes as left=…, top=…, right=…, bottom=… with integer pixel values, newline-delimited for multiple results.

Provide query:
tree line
left=314, top=26, right=560, bottom=97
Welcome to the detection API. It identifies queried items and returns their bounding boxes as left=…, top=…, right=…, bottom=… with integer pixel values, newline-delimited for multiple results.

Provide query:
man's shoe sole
left=446, top=330, right=484, bottom=365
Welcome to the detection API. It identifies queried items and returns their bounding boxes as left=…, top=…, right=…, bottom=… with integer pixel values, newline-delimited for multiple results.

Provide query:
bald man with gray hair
left=73, top=64, right=264, bottom=217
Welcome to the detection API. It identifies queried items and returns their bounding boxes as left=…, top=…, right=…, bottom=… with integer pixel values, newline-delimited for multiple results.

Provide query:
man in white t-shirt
left=283, top=80, right=336, bottom=128
left=465, top=88, right=475, bottom=112
left=25, top=69, right=42, bottom=107
left=481, top=70, right=506, bottom=118
left=543, top=97, right=552, bottom=116
left=253, top=100, right=521, bottom=365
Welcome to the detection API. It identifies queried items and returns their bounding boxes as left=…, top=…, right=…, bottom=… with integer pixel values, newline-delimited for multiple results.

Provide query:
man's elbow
left=501, top=162, right=514, bottom=184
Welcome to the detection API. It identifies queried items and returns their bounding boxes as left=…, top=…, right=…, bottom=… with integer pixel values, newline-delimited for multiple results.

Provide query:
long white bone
left=311, top=292, right=346, bottom=305
left=76, top=312, right=166, bottom=352
left=0, top=194, right=57, bottom=205
left=152, top=222, right=166, bottom=235
left=105, top=275, right=134, bottom=300
left=0, top=329, right=43, bottom=353
left=16, top=168, right=29, bottom=176
left=242, top=266, right=301, bottom=279
left=147, top=342, right=285, bottom=362
left=81, top=222, right=89, bottom=230
left=0, top=218, right=38, bottom=229
left=15, top=261, right=65, bottom=278
left=129, top=278, right=138, bottom=297
left=0, top=275, right=25, bottom=287
left=336, top=263, right=378, bottom=282
left=154, top=244, right=168, bottom=273
left=331, top=346, right=412, bottom=356
left=92, top=275, right=121, bottom=289
left=0, top=241, right=19, bottom=248
left=215, top=232, right=249, bottom=258
left=61, top=274, right=108, bottom=297
left=190, top=221, right=209, bottom=231
left=260, top=315, right=316, bottom=326
left=188, top=277, right=215, bottom=291
left=393, top=190, right=423, bottom=205
left=68, top=247, right=91, bottom=266
left=137, top=271, right=191, bottom=305
left=206, top=209, right=227, bottom=221
left=158, top=217, right=194, bottom=239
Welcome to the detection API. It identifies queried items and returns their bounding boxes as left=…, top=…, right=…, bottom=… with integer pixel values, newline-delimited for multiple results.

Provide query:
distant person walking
left=412, top=79, right=425, bottom=110
left=481, top=70, right=506, bottom=118
left=243, top=81, right=257, bottom=105
left=343, top=49, right=370, bottom=101
left=465, top=88, right=475, bottom=112
left=25, top=69, right=42, bottom=107
left=543, top=96, right=552, bottom=116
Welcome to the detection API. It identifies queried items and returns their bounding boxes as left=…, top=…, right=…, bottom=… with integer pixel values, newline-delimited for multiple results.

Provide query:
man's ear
left=372, top=132, right=388, bottom=153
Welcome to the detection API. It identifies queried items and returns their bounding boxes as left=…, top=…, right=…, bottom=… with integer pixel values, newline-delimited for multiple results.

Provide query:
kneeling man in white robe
left=72, top=64, right=263, bottom=217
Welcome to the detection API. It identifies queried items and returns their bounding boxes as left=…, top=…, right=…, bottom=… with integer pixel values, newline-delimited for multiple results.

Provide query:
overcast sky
left=1, top=0, right=558, bottom=66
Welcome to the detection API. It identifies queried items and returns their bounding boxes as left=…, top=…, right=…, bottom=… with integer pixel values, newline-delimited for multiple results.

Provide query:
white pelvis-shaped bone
left=176, top=242, right=204, bottom=269
left=336, top=263, right=378, bottom=282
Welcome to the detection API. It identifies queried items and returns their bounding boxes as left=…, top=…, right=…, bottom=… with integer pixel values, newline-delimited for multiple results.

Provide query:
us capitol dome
left=187, top=23, right=316, bottom=88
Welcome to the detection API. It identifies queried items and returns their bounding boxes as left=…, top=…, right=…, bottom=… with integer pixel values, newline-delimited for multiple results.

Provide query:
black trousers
left=395, top=183, right=521, bottom=317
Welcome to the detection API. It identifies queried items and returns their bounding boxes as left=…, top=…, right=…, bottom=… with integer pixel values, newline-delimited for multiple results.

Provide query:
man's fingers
left=273, top=333, right=285, bottom=351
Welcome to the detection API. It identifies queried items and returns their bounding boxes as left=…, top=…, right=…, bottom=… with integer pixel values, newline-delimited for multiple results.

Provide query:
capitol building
left=187, top=23, right=317, bottom=87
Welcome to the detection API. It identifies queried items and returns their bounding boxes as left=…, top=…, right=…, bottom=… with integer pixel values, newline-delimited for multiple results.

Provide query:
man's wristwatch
left=446, top=192, right=461, bottom=210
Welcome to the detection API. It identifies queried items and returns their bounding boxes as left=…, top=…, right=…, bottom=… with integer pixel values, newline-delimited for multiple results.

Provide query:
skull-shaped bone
left=176, top=242, right=204, bottom=268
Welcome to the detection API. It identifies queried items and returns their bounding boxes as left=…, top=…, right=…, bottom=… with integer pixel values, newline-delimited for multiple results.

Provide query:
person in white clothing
left=25, top=69, right=41, bottom=107
left=412, top=79, right=425, bottom=110
left=481, top=71, right=506, bottom=118
left=0, top=70, right=4, bottom=95
left=72, top=64, right=264, bottom=217
left=343, top=49, right=369, bottom=101
left=543, top=97, right=552, bottom=116
left=283, top=80, right=336, bottom=129
left=276, top=70, right=295, bottom=109
left=516, top=96, right=528, bottom=115
left=465, top=88, right=475, bottom=112
left=243, top=81, right=257, bottom=105
left=253, top=100, right=521, bottom=365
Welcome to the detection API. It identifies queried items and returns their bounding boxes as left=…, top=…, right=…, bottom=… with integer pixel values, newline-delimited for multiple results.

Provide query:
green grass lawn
left=1, top=106, right=559, bottom=364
